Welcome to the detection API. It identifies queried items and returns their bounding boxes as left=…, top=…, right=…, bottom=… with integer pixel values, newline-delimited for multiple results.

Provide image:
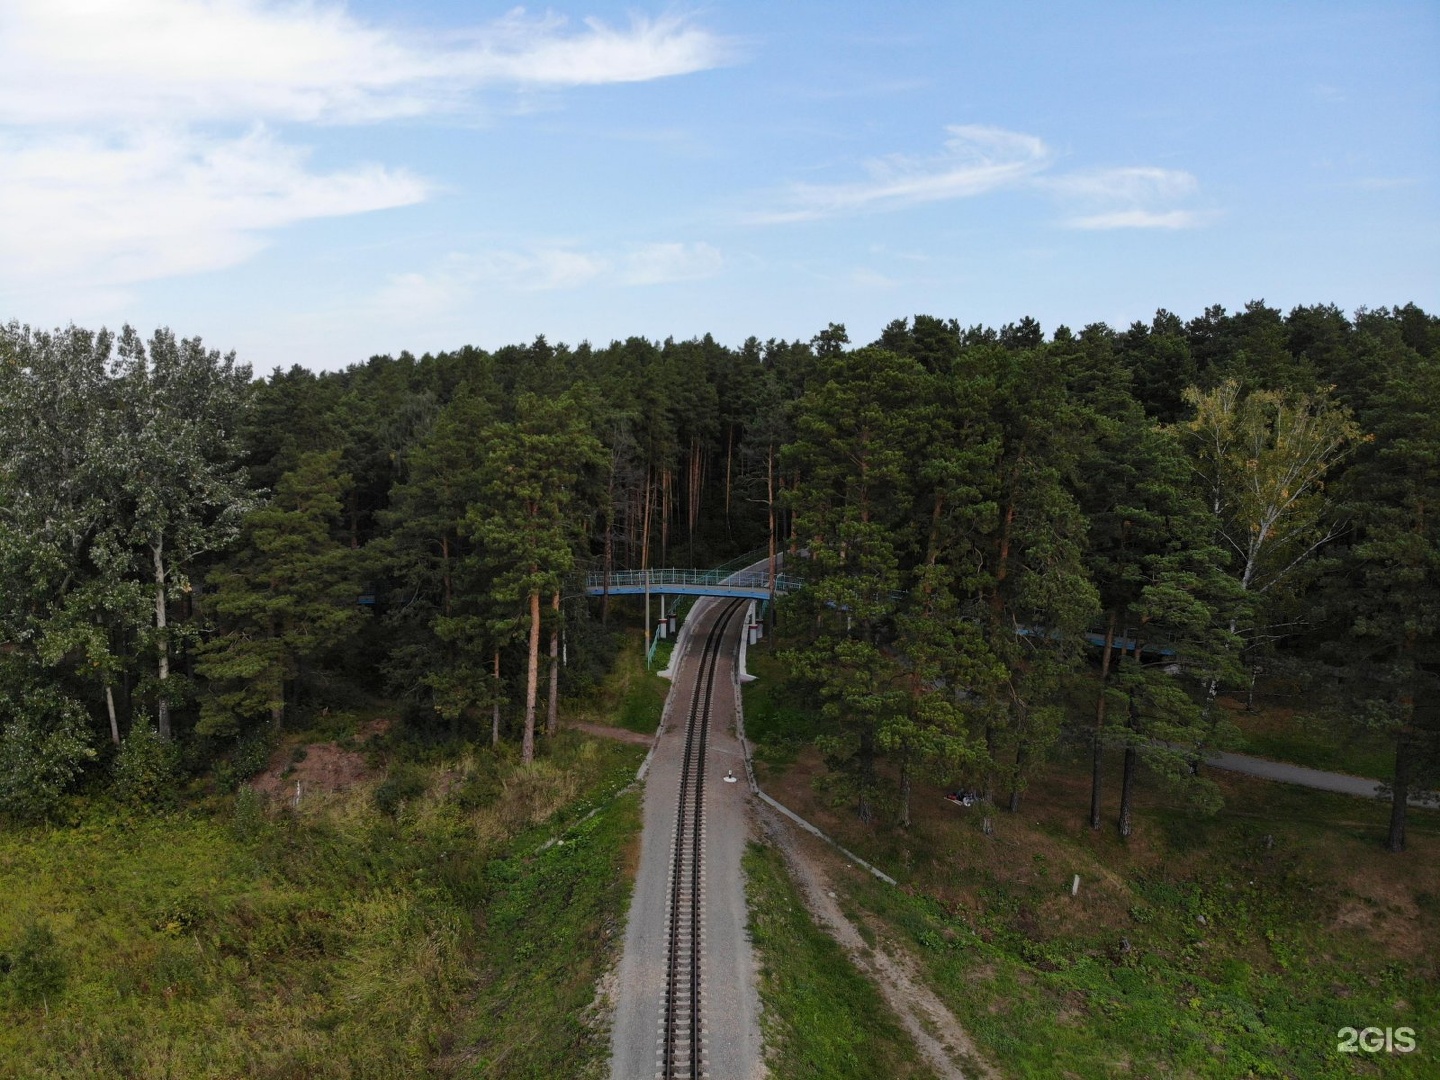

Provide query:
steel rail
left=659, top=598, right=744, bottom=1080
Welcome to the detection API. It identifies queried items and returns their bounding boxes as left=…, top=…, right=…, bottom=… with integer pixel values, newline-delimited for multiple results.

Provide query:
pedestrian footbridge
left=583, top=566, right=801, bottom=601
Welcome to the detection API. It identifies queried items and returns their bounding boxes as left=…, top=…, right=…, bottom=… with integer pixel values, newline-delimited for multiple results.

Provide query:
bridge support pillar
left=735, top=600, right=758, bottom=684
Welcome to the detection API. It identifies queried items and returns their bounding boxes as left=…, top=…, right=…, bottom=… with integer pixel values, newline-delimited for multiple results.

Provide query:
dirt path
left=569, top=721, right=654, bottom=746
left=756, top=804, right=998, bottom=1080
left=1204, top=750, right=1439, bottom=808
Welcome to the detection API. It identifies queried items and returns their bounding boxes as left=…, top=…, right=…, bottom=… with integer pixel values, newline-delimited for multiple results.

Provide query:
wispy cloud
left=750, top=126, right=1205, bottom=230
left=620, top=242, right=723, bottom=285
left=1066, top=209, right=1202, bottom=230
left=374, top=241, right=724, bottom=320
left=0, top=1, right=728, bottom=294
left=1046, top=167, right=1204, bottom=230
left=1342, top=176, right=1421, bottom=191
left=750, top=125, right=1049, bottom=223
left=0, top=127, right=426, bottom=288
left=1043, top=166, right=1197, bottom=204
left=0, top=1, right=732, bottom=125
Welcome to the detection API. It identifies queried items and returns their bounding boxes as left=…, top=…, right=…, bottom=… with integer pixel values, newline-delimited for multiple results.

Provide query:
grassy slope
left=0, top=734, right=645, bottom=1080
left=743, top=662, right=1439, bottom=1080
left=744, top=841, right=936, bottom=1080
left=1223, top=695, right=1396, bottom=780
left=565, top=629, right=670, bottom=735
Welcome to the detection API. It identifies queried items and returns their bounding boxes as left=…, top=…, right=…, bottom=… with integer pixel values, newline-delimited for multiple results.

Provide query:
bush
left=231, top=786, right=267, bottom=841
left=1, top=922, right=67, bottom=1006
left=0, top=691, right=96, bottom=822
left=214, top=724, right=276, bottom=792
left=112, top=726, right=182, bottom=808
left=374, top=764, right=427, bottom=816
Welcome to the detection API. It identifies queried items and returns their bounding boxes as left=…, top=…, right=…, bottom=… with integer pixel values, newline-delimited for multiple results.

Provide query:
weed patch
left=744, top=841, right=936, bottom=1080
left=0, top=735, right=645, bottom=1078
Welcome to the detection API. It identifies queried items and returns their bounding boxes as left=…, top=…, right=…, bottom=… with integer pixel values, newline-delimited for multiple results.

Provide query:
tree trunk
left=492, top=649, right=502, bottom=747
left=1118, top=745, right=1137, bottom=838
left=857, top=728, right=876, bottom=824
left=898, top=752, right=912, bottom=829
left=546, top=592, right=561, bottom=738
left=1091, top=614, right=1117, bottom=830
left=1009, top=741, right=1027, bottom=813
left=523, top=588, right=541, bottom=763
left=603, top=449, right=619, bottom=625
left=441, top=534, right=452, bottom=617
left=153, top=537, right=171, bottom=739
left=641, top=470, right=654, bottom=656
left=983, top=723, right=998, bottom=803
left=602, top=509, right=614, bottom=626
left=105, top=684, right=120, bottom=746
left=661, top=467, right=670, bottom=564
left=724, top=426, right=733, bottom=535
left=1387, top=733, right=1410, bottom=853
left=766, top=444, right=777, bottom=628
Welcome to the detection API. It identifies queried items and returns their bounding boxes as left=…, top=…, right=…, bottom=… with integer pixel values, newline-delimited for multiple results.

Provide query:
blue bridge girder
left=583, top=567, right=801, bottom=601
left=585, top=564, right=1177, bottom=658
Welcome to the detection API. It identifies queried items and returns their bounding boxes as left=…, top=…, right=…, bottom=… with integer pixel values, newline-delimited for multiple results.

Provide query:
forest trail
left=756, top=804, right=997, bottom=1080
left=610, top=597, right=763, bottom=1080
left=1205, top=750, right=1440, bottom=808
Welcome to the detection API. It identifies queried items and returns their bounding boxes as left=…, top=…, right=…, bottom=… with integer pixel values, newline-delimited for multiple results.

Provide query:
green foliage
left=212, top=724, right=277, bottom=792
left=373, top=763, right=427, bottom=816
left=111, top=726, right=181, bottom=808
left=0, top=690, right=95, bottom=823
left=1, top=922, right=68, bottom=1007
left=198, top=450, right=364, bottom=735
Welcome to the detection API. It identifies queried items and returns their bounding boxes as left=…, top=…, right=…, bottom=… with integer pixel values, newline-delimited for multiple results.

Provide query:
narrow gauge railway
left=658, top=599, right=745, bottom=1080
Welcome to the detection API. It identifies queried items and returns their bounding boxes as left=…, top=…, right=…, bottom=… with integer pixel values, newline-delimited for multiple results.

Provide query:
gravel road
left=1204, top=750, right=1439, bottom=808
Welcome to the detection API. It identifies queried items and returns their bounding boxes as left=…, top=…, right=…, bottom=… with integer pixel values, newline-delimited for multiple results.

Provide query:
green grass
left=0, top=734, right=646, bottom=1079
left=741, top=649, right=822, bottom=768
left=459, top=788, right=641, bottom=1078
left=565, top=630, right=670, bottom=735
left=1229, top=710, right=1395, bottom=781
left=791, top=760, right=1440, bottom=1080
left=741, top=645, right=1439, bottom=1080
left=744, top=841, right=937, bottom=1080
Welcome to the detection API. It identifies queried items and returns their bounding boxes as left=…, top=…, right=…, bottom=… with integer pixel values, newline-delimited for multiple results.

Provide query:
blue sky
left=0, top=1, right=1435, bottom=371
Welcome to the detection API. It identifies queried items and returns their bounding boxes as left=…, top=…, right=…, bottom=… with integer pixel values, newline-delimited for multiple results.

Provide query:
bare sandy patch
left=757, top=803, right=999, bottom=1080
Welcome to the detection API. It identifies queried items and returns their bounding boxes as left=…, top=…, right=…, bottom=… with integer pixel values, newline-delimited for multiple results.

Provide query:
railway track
left=657, top=599, right=744, bottom=1080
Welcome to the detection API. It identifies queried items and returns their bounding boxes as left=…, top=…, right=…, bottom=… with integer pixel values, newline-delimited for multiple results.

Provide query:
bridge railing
left=584, top=568, right=803, bottom=593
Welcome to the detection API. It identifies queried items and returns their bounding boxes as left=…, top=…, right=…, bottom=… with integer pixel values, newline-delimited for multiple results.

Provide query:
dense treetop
left=0, top=300, right=1435, bottom=848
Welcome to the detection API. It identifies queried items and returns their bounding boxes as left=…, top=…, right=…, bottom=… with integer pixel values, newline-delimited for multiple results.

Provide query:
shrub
left=214, top=724, right=276, bottom=792
left=0, top=691, right=96, bottom=822
left=230, top=785, right=268, bottom=842
left=112, top=725, right=182, bottom=808
left=1, top=922, right=67, bottom=1006
left=374, top=764, right=427, bottom=816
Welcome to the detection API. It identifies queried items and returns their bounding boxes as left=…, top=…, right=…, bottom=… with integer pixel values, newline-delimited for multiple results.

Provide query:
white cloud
left=620, top=242, right=723, bottom=285
left=374, top=241, right=724, bottom=321
left=1066, top=209, right=1202, bottom=230
left=0, top=127, right=426, bottom=287
left=1046, top=167, right=1204, bottom=230
left=1043, top=166, right=1197, bottom=204
left=750, top=127, right=1206, bottom=230
left=0, top=2, right=728, bottom=294
left=848, top=268, right=899, bottom=289
left=0, top=1, right=731, bottom=125
left=751, top=125, right=1049, bottom=223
